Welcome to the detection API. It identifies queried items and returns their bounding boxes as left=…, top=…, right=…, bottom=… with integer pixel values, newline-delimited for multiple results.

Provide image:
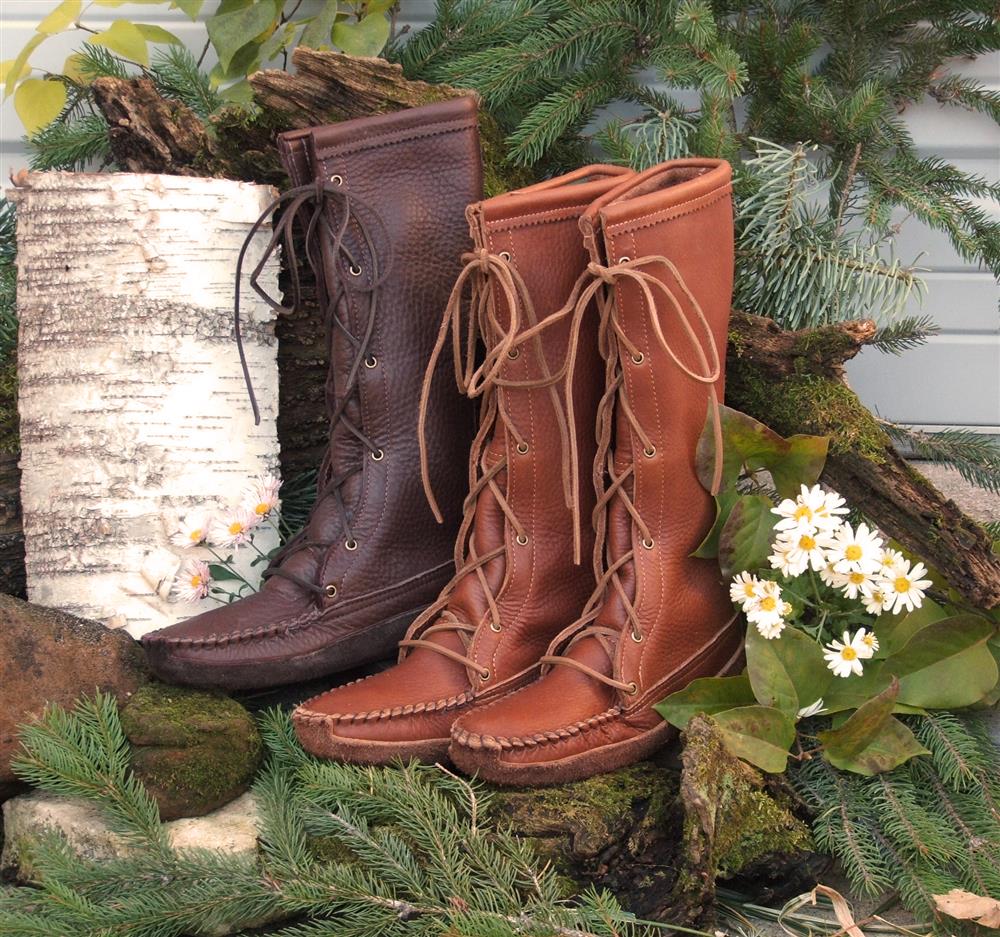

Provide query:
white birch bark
left=9, top=172, right=282, bottom=638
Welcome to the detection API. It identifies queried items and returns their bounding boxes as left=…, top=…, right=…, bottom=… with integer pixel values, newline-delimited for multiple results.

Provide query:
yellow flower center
left=760, top=596, right=777, bottom=612
left=794, top=505, right=812, bottom=521
left=799, top=534, right=816, bottom=550
left=862, top=634, right=876, bottom=647
left=849, top=572, right=866, bottom=585
left=845, top=544, right=862, bottom=561
left=743, top=582, right=756, bottom=597
left=228, top=521, right=244, bottom=536
left=894, top=576, right=910, bottom=593
left=190, top=575, right=202, bottom=588
left=188, top=529, right=202, bottom=542
left=871, top=591, right=884, bottom=603
left=841, top=647, right=858, bottom=661
left=254, top=502, right=269, bottom=515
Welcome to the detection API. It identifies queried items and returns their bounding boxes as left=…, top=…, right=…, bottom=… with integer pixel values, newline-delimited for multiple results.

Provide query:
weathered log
left=727, top=311, right=1000, bottom=609
left=0, top=353, right=24, bottom=598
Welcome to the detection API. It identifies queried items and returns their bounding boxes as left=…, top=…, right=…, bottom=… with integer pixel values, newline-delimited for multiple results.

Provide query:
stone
left=0, top=594, right=150, bottom=784
left=120, top=684, right=263, bottom=820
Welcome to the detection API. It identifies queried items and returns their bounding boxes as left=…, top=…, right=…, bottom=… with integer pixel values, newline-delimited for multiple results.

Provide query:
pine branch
left=884, top=424, right=1000, bottom=495
left=150, top=45, right=223, bottom=119
left=27, top=115, right=111, bottom=171
left=868, top=315, right=939, bottom=355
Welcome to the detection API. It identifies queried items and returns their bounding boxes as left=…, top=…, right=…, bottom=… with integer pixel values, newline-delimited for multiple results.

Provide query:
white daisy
left=175, top=559, right=211, bottom=603
left=768, top=535, right=809, bottom=577
left=861, top=584, right=890, bottom=616
left=730, top=571, right=761, bottom=609
left=877, top=547, right=906, bottom=575
left=242, top=473, right=281, bottom=518
left=210, top=507, right=260, bottom=548
left=772, top=484, right=848, bottom=535
left=823, top=629, right=868, bottom=678
left=779, top=528, right=835, bottom=573
left=857, top=629, right=879, bottom=659
left=796, top=698, right=826, bottom=719
left=880, top=559, right=932, bottom=615
left=840, top=568, right=874, bottom=600
left=746, top=580, right=785, bottom=631
left=171, top=509, right=213, bottom=548
left=819, top=558, right=849, bottom=589
left=755, top=617, right=786, bottom=640
left=830, top=522, right=884, bottom=575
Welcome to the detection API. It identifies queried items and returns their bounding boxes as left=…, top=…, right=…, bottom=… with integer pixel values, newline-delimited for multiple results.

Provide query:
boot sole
left=449, top=720, right=676, bottom=787
left=293, top=718, right=451, bottom=767
left=144, top=606, right=425, bottom=691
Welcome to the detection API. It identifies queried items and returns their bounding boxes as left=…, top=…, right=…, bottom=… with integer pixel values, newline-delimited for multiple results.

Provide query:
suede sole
left=293, top=717, right=451, bottom=766
left=142, top=605, right=424, bottom=691
left=449, top=719, right=675, bottom=787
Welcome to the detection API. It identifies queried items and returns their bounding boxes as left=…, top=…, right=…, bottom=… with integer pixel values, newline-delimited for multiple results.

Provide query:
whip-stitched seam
left=295, top=688, right=475, bottom=726
left=605, top=185, right=732, bottom=236
left=313, top=117, right=477, bottom=160
left=452, top=706, right=622, bottom=750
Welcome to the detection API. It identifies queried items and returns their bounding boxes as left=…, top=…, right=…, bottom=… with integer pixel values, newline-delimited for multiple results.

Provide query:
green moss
left=713, top=788, right=813, bottom=876
left=729, top=365, right=890, bottom=463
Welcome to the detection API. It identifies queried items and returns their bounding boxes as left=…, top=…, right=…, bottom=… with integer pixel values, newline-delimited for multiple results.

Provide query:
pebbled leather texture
left=142, top=98, right=482, bottom=690
left=293, top=165, right=635, bottom=763
left=450, top=159, right=745, bottom=785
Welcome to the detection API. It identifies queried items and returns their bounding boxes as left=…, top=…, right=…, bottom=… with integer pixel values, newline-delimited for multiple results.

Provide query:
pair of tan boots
left=293, top=158, right=743, bottom=786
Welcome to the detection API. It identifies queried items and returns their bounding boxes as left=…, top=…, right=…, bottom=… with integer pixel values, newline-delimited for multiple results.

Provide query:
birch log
left=9, top=172, right=281, bottom=638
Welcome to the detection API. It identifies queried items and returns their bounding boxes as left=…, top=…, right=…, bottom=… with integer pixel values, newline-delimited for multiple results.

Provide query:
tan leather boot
left=449, top=160, right=744, bottom=785
left=293, top=166, right=632, bottom=764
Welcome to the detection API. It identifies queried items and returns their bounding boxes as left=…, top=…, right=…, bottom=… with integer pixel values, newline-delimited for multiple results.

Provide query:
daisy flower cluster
left=171, top=474, right=281, bottom=603
left=729, top=484, right=932, bottom=679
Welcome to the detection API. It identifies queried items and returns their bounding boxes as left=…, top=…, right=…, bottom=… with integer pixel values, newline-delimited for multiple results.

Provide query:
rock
left=120, top=684, right=263, bottom=820
left=1, top=790, right=262, bottom=935
left=0, top=594, right=149, bottom=784
left=667, top=714, right=824, bottom=926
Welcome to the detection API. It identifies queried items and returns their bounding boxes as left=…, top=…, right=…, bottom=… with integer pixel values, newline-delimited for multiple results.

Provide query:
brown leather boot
left=449, top=160, right=744, bottom=785
left=142, top=98, right=482, bottom=689
left=292, top=165, right=633, bottom=764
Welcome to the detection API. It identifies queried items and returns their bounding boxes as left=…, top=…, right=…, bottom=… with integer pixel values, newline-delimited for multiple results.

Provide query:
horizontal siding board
left=2, top=2, right=998, bottom=428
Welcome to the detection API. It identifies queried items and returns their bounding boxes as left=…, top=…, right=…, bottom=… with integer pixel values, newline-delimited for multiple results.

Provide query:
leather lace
left=233, top=180, right=392, bottom=599
left=401, top=248, right=578, bottom=683
left=539, top=255, right=724, bottom=696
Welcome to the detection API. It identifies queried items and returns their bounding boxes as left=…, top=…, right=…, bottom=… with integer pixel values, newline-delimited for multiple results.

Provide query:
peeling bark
left=9, top=173, right=281, bottom=636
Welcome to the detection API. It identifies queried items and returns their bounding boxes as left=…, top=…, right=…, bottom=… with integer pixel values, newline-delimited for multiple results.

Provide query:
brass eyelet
left=364, top=355, right=378, bottom=369
left=515, top=533, right=528, bottom=545
left=516, top=442, right=529, bottom=454
left=499, top=251, right=511, bottom=261
left=490, top=622, right=502, bottom=633
left=619, top=255, right=631, bottom=263
left=329, top=174, right=343, bottom=186
left=630, top=630, right=643, bottom=643
left=371, top=448, right=384, bottom=462
left=507, top=347, right=519, bottom=359
left=480, top=668, right=491, bottom=681
left=344, top=538, right=358, bottom=551
left=626, top=681, right=638, bottom=694
left=631, top=353, right=644, bottom=365
left=324, top=583, right=338, bottom=598
left=643, top=446, right=656, bottom=458
left=349, top=264, right=363, bottom=277
left=641, top=537, right=654, bottom=549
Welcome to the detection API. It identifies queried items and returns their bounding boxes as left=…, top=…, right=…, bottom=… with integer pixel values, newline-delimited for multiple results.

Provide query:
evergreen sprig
left=791, top=711, right=1000, bottom=919
left=0, top=697, right=659, bottom=937
left=884, top=424, right=1000, bottom=495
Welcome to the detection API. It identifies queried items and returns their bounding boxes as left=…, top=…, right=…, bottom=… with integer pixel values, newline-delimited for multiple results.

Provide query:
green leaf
left=299, top=3, right=341, bottom=51
left=332, top=11, right=391, bottom=57
left=718, top=493, right=774, bottom=578
left=745, top=622, right=832, bottom=716
left=88, top=21, right=149, bottom=66
left=219, top=78, right=255, bottom=105
left=135, top=24, right=183, bottom=46
left=877, top=597, right=948, bottom=656
left=61, top=52, right=88, bottom=83
left=884, top=614, right=998, bottom=708
left=170, top=0, right=204, bottom=18
left=695, top=405, right=828, bottom=498
left=37, top=0, right=82, bottom=35
left=819, top=679, right=928, bottom=775
left=4, top=33, right=45, bottom=99
left=654, top=673, right=756, bottom=729
left=259, top=21, right=297, bottom=63
left=206, top=1, right=276, bottom=73
left=692, top=489, right=737, bottom=559
left=713, top=705, right=796, bottom=773
left=206, top=563, right=241, bottom=582
left=15, top=78, right=67, bottom=134
left=821, top=660, right=892, bottom=713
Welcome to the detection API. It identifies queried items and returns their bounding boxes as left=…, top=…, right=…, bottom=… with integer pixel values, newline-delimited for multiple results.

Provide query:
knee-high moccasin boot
left=142, top=98, right=482, bottom=689
left=449, top=160, right=744, bottom=785
left=292, top=165, right=633, bottom=764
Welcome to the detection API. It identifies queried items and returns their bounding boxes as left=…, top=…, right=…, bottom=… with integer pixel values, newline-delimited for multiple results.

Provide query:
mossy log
left=727, top=311, right=1000, bottom=609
